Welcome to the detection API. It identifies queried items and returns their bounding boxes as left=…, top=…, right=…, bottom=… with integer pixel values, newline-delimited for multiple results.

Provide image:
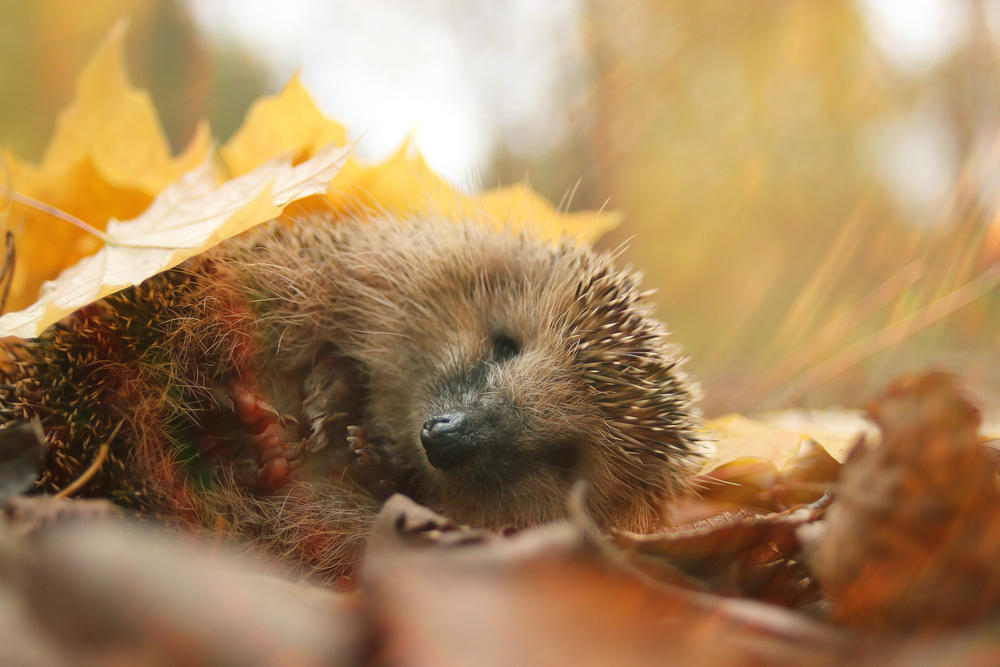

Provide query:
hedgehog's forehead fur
left=241, top=213, right=703, bottom=531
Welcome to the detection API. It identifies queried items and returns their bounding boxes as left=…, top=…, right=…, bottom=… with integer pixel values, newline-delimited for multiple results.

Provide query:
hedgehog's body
left=0, top=214, right=703, bottom=580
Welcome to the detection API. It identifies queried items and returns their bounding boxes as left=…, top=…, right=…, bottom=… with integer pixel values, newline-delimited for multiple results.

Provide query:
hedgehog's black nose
left=420, top=412, right=473, bottom=470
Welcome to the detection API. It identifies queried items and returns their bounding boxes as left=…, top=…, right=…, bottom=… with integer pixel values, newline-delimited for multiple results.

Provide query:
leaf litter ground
left=1, top=25, right=999, bottom=666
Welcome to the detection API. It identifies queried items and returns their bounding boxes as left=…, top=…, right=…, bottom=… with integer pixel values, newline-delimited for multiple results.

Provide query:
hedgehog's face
left=360, top=240, right=702, bottom=532
left=406, top=324, right=601, bottom=528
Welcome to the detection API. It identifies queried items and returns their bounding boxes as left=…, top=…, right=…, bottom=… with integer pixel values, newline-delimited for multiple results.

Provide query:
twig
left=0, top=185, right=111, bottom=244
left=54, top=420, right=123, bottom=498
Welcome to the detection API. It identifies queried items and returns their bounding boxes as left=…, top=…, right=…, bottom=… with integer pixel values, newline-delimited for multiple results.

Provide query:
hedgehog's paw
left=347, top=425, right=396, bottom=498
left=230, top=379, right=302, bottom=493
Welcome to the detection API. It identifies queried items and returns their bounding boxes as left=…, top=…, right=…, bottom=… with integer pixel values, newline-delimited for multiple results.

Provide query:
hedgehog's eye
left=491, top=334, right=520, bottom=362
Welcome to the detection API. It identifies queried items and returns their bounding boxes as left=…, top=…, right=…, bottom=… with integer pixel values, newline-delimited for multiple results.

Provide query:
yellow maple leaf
left=39, top=22, right=210, bottom=193
left=326, top=139, right=468, bottom=217
left=702, top=412, right=858, bottom=472
left=220, top=74, right=346, bottom=178
left=1, top=22, right=211, bottom=311
left=1, top=24, right=620, bottom=338
left=0, top=142, right=351, bottom=338
left=473, top=184, right=623, bottom=246
left=217, top=76, right=620, bottom=245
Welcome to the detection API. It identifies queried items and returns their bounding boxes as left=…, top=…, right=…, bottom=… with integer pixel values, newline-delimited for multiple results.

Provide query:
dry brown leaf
left=698, top=414, right=855, bottom=513
left=808, top=372, right=1000, bottom=631
left=363, top=498, right=846, bottom=667
left=365, top=494, right=500, bottom=557
left=615, top=502, right=826, bottom=609
left=696, top=457, right=782, bottom=511
left=771, top=437, right=842, bottom=507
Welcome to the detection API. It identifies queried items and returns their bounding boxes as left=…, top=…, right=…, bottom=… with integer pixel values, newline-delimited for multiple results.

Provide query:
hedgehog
left=0, top=212, right=704, bottom=581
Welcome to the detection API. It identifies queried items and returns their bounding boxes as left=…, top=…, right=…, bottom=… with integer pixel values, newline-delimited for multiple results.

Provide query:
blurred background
left=2, top=0, right=999, bottom=417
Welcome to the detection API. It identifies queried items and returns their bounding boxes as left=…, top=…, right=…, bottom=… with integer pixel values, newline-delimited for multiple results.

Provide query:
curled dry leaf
left=696, top=457, right=782, bottom=512
left=615, top=500, right=827, bottom=610
left=809, top=372, right=1000, bottom=631
left=695, top=412, right=855, bottom=515
left=364, top=493, right=499, bottom=560
left=0, top=141, right=352, bottom=338
left=775, top=437, right=841, bottom=501
left=363, top=496, right=846, bottom=667
left=693, top=437, right=840, bottom=515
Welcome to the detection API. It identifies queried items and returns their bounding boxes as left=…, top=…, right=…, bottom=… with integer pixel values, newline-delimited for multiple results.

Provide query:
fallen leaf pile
left=2, top=26, right=1000, bottom=666
left=3, top=371, right=998, bottom=664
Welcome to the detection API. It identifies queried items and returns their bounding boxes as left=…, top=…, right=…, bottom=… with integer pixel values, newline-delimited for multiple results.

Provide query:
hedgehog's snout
left=420, top=412, right=473, bottom=470
left=419, top=394, right=517, bottom=472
